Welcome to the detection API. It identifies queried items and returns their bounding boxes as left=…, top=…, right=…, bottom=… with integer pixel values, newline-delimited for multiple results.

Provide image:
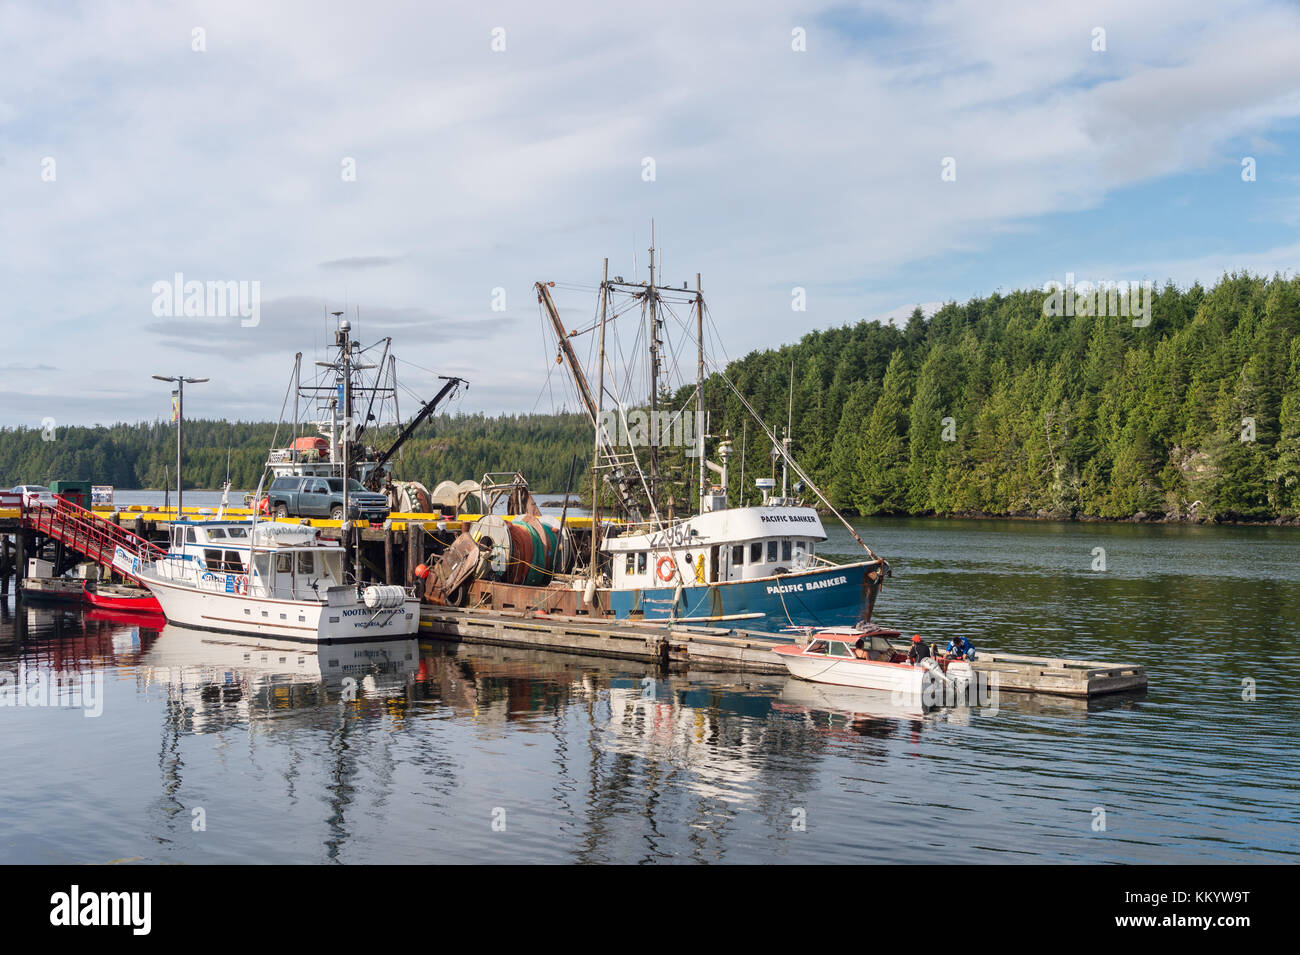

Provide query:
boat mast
left=337, top=316, right=359, bottom=582
left=388, top=354, right=402, bottom=469
left=647, top=223, right=660, bottom=510
left=695, top=273, right=705, bottom=515
left=783, top=359, right=793, bottom=498
left=590, top=258, right=609, bottom=583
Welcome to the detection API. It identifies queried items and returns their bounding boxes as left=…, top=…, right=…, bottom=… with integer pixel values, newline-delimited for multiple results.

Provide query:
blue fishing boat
left=424, top=238, right=889, bottom=631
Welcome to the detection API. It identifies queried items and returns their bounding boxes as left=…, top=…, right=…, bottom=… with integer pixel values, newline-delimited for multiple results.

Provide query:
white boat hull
left=142, top=574, right=419, bottom=643
left=777, top=651, right=933, bottom=696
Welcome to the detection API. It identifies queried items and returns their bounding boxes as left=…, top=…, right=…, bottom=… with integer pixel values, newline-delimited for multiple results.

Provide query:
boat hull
left=141, top=575, right=420, bottom=644
left=606, top=560, right=875, bottom=631
left=83, top=587, right=163, bottom=614
left=773, top=645, right=933, bottom=695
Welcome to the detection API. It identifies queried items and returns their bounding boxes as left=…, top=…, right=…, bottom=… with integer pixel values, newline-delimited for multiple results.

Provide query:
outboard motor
left=921, top=656, right=968, bottom=707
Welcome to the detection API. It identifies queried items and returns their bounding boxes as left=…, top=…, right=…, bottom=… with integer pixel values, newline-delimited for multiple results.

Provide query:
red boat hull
left=83, top=586, right=163, bottom=614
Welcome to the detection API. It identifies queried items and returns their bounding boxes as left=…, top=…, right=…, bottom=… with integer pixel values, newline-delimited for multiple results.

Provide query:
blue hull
left=605, top=561, right=875, bottom=632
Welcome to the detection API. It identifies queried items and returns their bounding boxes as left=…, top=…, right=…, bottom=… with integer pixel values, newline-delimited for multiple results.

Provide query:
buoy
left=363, top=585, right=407, bottom=610
left=414, top=563, right=429, bottom=579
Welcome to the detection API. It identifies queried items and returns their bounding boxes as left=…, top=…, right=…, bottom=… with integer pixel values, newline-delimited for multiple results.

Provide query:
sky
left=3, top=0, right=1300, bottom=429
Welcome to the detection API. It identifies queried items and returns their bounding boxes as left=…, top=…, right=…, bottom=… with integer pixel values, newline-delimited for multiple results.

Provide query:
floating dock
left=419, top=605, right=1147, bottom=698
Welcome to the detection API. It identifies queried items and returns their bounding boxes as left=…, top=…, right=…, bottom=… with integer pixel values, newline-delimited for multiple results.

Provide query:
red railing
left=23, top=496, right=166, bottom=584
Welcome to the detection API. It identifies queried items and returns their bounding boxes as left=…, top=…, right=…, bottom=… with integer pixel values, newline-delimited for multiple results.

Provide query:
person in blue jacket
left=946, top=634, right=975, bottom=660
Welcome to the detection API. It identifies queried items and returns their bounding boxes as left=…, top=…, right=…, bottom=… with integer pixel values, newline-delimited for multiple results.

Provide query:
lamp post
left=152, top=375, right=208, bottom=517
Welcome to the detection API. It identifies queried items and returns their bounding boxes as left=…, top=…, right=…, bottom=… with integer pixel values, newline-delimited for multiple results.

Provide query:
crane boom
left=370, top=376, right=466, bottom=473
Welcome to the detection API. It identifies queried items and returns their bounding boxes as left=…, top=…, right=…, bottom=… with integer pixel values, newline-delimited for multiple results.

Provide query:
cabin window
left=767, top=540, right=778, bottom=562
left=225, top=551, right=242, bottom=571
left=731, top=544, right=744, bottom=566
left=298, top=551, right=315, bottom=574
left=805, top=640, right=829, bottom=655
left=276, top=554, right=292, bottom=574
left=204, top=548, right=224, bottom=569
left=637, top=553, right=647, bottom=574
left=252, top=555, right=270, bottom=579
left=227, top=527, right=248, bottom=539
left=750, top=542, right=763, bottom=564
left=781, top=540, right=792, bottom=562
left=794, top=541, right=806, bottom=559
left=625, top=553, right=635, bottom=575
left=185, top=527, right=197, bottom=544
left=207, top=527, right=227, bottom=539
left=828, top=641, right=853, bottom=658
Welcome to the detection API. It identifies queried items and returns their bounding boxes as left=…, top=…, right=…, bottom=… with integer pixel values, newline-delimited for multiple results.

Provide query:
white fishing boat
left=116, top=519, right=419, bottom=643
left=772, top=626, right=973, bottom=699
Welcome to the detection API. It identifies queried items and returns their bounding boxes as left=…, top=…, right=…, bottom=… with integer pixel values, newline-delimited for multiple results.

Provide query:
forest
left=2, top=272, right=1297, bottom=521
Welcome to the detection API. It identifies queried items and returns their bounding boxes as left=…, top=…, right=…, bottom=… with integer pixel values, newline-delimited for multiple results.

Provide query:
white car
left=11, top=485, right=58, bottom=508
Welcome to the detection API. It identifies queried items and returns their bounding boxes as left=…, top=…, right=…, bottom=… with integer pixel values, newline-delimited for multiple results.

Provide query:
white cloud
left=2, top=0, right=1299, bottom=426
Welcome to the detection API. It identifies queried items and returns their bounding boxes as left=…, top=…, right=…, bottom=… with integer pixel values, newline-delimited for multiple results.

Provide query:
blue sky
left=2, top=0, right=1300, bottom=428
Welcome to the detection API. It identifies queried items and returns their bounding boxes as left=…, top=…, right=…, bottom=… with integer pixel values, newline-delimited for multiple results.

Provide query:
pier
left=2, top=494, right=1147, bottom=698
left=417, top=605, right=1147, bottom=698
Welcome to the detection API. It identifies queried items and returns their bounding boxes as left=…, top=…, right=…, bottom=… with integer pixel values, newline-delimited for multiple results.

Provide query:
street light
left=152, top=375, right=209, bottom=517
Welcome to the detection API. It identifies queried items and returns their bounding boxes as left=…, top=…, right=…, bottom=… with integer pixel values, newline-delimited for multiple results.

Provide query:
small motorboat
left=82, top=582, right=163, bottom=615
left=772, top=625, right=973, bottom=701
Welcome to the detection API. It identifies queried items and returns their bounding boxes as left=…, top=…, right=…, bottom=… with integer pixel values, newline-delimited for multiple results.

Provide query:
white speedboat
left=772, top=626, right=973, bottom=699
left=116, top=519, right=419, bottom=643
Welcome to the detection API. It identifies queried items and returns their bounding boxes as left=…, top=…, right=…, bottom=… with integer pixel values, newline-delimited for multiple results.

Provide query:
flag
left=170, top=391, right=179, bottom=423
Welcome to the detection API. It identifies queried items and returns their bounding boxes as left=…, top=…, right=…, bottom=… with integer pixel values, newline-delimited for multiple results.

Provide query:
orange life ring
left=656, top=555, right=676, bottom=582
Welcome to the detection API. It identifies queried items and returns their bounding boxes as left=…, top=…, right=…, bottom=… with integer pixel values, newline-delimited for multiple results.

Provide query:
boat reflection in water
left=3, top=600, right=163, bottom=672
left=139, top=625, right=420, bottom=734
left=773, top=679, right=933, bottom=738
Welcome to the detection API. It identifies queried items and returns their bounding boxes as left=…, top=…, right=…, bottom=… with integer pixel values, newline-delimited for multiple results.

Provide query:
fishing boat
left=255, top=316, right=466, bottom=514
left=116, top=519, right=419, bottom=643
left=422, top=237, right=888, bottom=631
left=771, top=625, right=973, bottom=698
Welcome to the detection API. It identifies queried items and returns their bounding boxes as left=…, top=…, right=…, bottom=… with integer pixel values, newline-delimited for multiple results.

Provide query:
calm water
left=2, top=517, right=1297, bottom=864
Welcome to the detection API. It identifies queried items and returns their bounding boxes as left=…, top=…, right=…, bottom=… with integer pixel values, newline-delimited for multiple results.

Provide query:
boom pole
left=537, top=282, right=599, bottom=423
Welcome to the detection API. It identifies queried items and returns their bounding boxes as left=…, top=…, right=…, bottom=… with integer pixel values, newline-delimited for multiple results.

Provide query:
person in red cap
left=906, top=633, right=931, bottom=665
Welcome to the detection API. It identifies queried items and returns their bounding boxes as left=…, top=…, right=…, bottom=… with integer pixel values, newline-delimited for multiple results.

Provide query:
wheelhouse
left=160, top=520, right=348, bottom=601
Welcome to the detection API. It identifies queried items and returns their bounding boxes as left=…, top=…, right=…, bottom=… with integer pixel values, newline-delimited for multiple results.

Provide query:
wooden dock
left=969, top=650, right=1147, bottom=698
left=3, top=496, right=1147, bottom=699
left=419, top=606, right=1147, bottom=698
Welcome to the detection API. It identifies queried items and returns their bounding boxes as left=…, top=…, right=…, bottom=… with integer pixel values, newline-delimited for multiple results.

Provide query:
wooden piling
left=384, top=527, right=395, bottom=584
left=406, top=523, right=423, bottom=586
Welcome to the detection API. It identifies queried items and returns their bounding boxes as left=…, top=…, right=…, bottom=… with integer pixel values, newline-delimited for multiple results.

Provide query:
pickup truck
left=266, top=476, right=391, bottom=522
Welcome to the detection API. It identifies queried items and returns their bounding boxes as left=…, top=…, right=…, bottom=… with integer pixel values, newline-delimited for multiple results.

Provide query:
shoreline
left=826, top=509, right=1300, bottom=528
